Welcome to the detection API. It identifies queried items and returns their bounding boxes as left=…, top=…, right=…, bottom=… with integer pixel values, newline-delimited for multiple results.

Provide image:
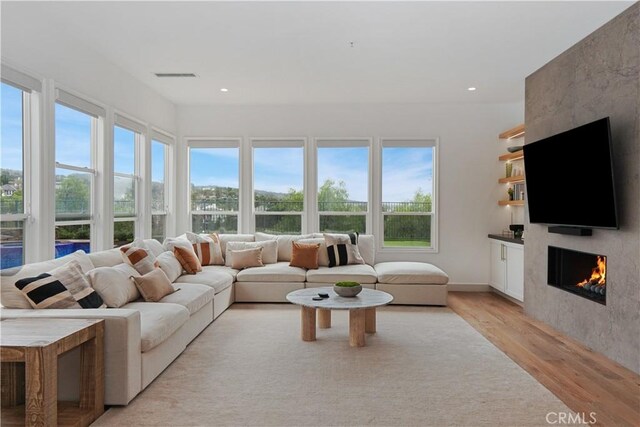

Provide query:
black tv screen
left=523, top=117, right=618, bottom=229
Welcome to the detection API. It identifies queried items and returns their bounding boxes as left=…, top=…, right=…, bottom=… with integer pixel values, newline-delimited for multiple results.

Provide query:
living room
left=0, top=1, right=638, bottom=426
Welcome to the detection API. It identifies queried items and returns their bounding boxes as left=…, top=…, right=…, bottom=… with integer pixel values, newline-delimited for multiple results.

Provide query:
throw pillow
left=155, top=251, right=183, bottom=282
left=298, top=238, right=330, bottom=267
left=86, top=263, right=140, bottom=308
left=186, top=232, right=224, bottom=266
left=163, top=237, right=194, bottom=254
left=15, top=260, right=105, bottom=309
left=173, top=246, right=202, bottom=274
left=289, top=241, right=320, bottom=270
left=225, top=240, right=278, bottom=266
left=230, top=247, right=264, bottom=270
left=130, top=268, right=176, bottom=302
left=120, top=240, right=157, bottom=275
left=323, top=232, right=365, bottom=267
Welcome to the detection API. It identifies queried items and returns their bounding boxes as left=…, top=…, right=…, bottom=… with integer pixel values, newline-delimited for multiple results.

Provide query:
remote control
left=312, top=296, right=324, bottom=301
left=318, top=293, right=329, bottom=298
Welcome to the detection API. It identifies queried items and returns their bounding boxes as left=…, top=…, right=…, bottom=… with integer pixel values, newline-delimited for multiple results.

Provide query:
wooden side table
left=0, top=318, right=105, bottom=427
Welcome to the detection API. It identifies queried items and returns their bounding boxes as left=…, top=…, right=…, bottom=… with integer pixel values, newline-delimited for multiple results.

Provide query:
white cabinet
left=489, top=238, right=524, bottom=302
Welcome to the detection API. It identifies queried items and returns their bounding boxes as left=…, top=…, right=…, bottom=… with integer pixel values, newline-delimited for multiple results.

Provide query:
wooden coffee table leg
left=318, top=308, right=331, bottom=329
left=25, top=345, right=57, bottom=426
left=349, top=309, right=366, bottom=347
left=365, top=307, right=376, bottom=333
left=301, top=306, right=316, bottom=341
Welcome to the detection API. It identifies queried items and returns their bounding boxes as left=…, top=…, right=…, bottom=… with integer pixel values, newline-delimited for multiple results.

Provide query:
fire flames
left=577, top=256, right=606, bottom=288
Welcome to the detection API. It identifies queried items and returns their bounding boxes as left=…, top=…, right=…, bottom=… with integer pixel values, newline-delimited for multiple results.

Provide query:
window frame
left=314, top=137, right=372, bottom=235
left=377, top=138, right=439, bottom=253
left=187, top=138, right=242, bottom=234
left=54, top=92, right=102, bottom=254
left=0, top=79, right=34, bottom=267
left=150, top=130, right=173, bottom=241
left=250, top=137, right=307, bottom=235
left=112, top=114, right=145, bottom=246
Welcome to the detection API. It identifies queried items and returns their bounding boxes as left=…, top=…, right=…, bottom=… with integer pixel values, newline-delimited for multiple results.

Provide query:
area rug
left=94, top=304, right=575, bottom=426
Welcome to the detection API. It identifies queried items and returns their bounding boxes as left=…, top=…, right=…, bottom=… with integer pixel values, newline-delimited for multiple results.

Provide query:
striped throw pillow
left=323, top=232, right=365, bottom=267
left=120, top=241, right=157, bottom=275
left=15, top=260, right=105, bottom=309
left=186, top=232, right=224, bottom=266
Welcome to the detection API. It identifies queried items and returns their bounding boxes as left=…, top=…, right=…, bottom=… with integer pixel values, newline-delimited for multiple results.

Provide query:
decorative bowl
left=334, top=282, right=362, bottom=297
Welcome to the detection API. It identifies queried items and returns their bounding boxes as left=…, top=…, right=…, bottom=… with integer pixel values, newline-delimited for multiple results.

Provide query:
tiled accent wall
left=524, top=3, right=639, bottom=373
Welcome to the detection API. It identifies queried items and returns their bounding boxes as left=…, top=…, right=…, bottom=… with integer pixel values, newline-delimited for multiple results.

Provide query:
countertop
left=488, top=234, right=524, bottom=245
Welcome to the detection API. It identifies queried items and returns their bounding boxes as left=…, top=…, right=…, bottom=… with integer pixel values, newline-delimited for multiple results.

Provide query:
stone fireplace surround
left=523, top=3, right=639, bottom=374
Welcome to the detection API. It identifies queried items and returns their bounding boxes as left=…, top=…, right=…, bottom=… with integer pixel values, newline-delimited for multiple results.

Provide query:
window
left=252, top=140, right=304, bottom=234
left=55, top=101, right=96, bottom=256
left=190, top=143, right=239, bottom=234
left=381, top=140, right=436, bottom=249
left=151, top=139, right=168, bottom=241
left=317, top=140, right=370, bottom=234
left=0, top=82, right=27, bottom=268
left=113, top=124, right=140, bottom=246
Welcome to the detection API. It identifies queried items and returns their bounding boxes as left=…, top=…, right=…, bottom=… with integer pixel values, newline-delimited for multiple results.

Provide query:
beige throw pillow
left=87, top=263, right=141, bottom=308
left=120, top=240, right=157, bottom=275
left=186, top=232, right=224, bottom=266
left=230, top=247, right=264, bottom=270
left=131, top=268, right=176, bottom=302
left=225, top=240, right=277, bottom=266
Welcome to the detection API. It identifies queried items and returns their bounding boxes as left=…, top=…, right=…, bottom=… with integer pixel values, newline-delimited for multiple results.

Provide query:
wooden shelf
left=498, top=151, right=524, bottom=161
left=499, top=175, right=525, bottom=184
left=498, top=200, right=525, bottom=206
left=499, top=124, right=525, bottom=139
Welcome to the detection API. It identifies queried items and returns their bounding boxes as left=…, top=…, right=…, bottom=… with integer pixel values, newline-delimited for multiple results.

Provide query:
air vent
left=154, top=73, right=197, bottom=78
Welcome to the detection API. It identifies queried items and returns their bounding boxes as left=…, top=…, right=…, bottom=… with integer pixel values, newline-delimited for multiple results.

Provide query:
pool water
left=0, top=241, right=91, bottom=269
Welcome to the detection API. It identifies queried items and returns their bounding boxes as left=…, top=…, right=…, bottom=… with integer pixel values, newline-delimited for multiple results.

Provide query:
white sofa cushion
left=143, top=239, right=166, bottom=257
left=88, top=248, right=122, bottom=268
left=225, top=240, right=278, bottom=265
left=155, top=251, right=183, bottom=282
left=236, top=262, right=306, bottom=283
left=218, top=234, right=255, bottom=255
left=174, top=270, right=233, bottom=294
left=1, top=250, right=95, bottom=309
left=87, top=263, right=141, bottom=308
left=200, top=265, right=239, bottom=280
left=374, top=262, right=449, bottom=285
left=305, top=264, right=377, bottom=284
left=159, top=284, right=215, bottom=315
left=357, top=235, right=375, bottom=266
left=123, top=302, right=189, bottom=353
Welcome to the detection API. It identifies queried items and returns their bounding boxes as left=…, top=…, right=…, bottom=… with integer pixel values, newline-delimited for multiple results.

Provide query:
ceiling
left=1, top=1, right=634, bottom=106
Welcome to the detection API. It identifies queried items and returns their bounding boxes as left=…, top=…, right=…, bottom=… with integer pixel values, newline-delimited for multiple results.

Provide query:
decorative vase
left=333, top=283, right=362, bottom=297
left=505, top=162, right=513, bottom=178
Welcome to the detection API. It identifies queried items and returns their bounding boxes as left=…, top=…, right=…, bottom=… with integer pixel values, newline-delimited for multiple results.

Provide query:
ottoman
left=374, top=262, right=449, bottom=306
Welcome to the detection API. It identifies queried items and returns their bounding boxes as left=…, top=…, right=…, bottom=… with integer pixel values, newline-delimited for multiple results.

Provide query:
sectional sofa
left=0, top=233, right=448, bottom=405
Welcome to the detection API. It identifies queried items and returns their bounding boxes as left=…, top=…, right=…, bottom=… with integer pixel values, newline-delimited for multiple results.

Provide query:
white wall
left=1, top=19, right=176, bottom=132
left=177, top=102, right=523, bottom=286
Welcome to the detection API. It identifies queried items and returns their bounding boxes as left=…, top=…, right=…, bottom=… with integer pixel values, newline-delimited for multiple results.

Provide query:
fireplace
left=548, top=246, right=607, bottom=305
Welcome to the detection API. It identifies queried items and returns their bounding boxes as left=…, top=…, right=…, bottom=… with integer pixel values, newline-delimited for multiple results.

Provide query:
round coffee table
left=286, top=287, right=393, bottom=347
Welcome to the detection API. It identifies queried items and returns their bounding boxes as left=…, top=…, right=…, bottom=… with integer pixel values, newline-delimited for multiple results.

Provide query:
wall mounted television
left=523, top=117, right=618, bottom=231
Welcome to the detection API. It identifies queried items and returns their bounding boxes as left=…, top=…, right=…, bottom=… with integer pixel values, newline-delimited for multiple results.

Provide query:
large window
left=113, top=124, right=139, bottom=246
left=0, top=82, right=27, bottom=268
left=252, top=140, right=304, bottom=234
left=55, top=101, right=96, bottom=257
left=317, top=140, right=369, bottom=234
left=151, top=139, right=168, bottom=241
left=381, top=140, right=436, bottom=249
left=190, top=143, right=239, bottom=234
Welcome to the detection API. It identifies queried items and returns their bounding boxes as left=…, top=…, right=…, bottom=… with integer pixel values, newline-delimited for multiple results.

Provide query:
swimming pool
left=0, top=241, right=91, bottom=269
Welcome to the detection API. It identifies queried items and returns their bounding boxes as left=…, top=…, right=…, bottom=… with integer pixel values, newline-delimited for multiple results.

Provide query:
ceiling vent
left=154, top=73, right=197, bottom=78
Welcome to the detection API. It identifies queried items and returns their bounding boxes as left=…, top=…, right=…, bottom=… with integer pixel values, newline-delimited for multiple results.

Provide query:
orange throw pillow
left=173, top=246, right=202, bottom=274
left=290, top=241, right=320, bottom=270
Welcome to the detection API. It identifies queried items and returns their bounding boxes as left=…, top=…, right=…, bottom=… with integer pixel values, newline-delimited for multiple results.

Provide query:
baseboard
left=490, top=288, right=524, bottom=306
left=448, top=283, right=491, bottom=292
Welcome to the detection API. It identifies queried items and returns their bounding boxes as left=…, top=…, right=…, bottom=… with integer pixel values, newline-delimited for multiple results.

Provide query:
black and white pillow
left=323, top=233, right=365, bottom=267
left=15, top=260, right=105, bottom=309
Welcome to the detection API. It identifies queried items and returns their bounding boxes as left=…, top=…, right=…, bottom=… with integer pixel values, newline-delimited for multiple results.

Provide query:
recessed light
left=220, top=88, right=229, bottom=92
left=468, top=87, right=477, bottom=91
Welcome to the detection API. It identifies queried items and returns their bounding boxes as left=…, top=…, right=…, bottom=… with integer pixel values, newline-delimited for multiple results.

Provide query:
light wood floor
left=448, top=292, right=640, bottom=427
